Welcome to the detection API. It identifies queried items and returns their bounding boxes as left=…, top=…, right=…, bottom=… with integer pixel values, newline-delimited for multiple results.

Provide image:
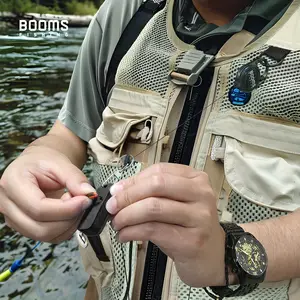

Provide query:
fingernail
left=82, top=198, right=93, bottom=210
left=110, top=183, right=123, bottom=196
left=106, top=196, right=117, bottom=214
left=80, top=183, right=96, bottom=194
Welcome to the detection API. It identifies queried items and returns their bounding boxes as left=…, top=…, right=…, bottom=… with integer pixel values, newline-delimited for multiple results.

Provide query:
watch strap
left=206, top=283, right=259, bottom=298
left=220, top=222, right=245, bottom=287
left=205, top=222, right=265, bottom=299
left=220, top=222, right=245, bottom=236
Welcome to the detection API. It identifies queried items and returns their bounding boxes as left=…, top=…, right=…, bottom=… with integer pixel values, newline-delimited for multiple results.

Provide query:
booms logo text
left=19, top=19, right=69, bottom=38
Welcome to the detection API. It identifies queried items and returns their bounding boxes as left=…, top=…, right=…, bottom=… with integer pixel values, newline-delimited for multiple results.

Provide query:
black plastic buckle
left=78, top=184, right=113, bottom=237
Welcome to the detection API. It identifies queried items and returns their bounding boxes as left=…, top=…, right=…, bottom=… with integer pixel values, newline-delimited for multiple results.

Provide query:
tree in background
left=38, top=0, right=104, bottom=11
left=0, top=0, right=34, bottom=14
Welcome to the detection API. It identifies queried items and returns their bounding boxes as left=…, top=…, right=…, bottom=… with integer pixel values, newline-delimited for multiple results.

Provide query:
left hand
left=106, top=163, right=226, bottom=288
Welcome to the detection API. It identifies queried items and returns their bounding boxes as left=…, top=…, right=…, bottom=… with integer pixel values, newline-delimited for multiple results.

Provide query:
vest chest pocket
left=219, top=50, right=300, bottom=124
left=89, top=85, right=167, bottom=175
left=209, top=111, right=300, bottom=213
left=207, top=49, right=300, bottom=215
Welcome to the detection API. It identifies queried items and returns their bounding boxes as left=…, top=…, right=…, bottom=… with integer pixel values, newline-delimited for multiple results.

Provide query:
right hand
left=0, top=146, right=95, bottom=243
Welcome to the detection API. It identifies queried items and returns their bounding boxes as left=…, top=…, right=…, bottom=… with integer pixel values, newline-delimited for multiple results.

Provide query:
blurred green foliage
left=0, top=0, right=104, bottom=15
left=64, top=0, right=100, bottom=15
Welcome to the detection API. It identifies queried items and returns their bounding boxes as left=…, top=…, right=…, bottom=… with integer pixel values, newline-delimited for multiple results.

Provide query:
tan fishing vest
left=78, top=0, right=300, bottom=299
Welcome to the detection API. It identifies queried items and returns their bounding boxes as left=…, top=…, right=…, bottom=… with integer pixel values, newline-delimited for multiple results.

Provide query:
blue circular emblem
left=229, top=87, right=251, bottom=106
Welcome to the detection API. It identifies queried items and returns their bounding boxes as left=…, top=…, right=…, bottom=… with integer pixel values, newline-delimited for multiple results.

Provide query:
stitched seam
left=64, top=109, right=95, bottom=134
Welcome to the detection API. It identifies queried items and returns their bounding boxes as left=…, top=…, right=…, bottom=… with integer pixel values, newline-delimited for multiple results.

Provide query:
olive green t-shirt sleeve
left=58, top=0, right=143, bottom=143
left=58, top=17, right=104, bottom=143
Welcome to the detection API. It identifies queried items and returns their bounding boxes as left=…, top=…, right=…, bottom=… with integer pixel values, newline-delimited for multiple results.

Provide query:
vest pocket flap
left=210, top=112, right=300, bottom=211
left=224, top=136, right=300, bottom=212
left=109, top=85, right=165, bottom=117
left=91, top=86, right=166, bottom=164
left=96, top=107, right=150, bottom=149
left=211, top=111, right=300, bottom=155
left=88, top=137, right=118, bottom=165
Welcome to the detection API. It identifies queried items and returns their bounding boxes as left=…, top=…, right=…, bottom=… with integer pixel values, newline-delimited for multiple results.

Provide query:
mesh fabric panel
left=228, top=192, right=288, bottom=223
left=217, top=48, right=300, bottom=123
left=92, top=162, right=141, bottom=300
left=115, top=8, right=178, bottom=97
left=92, top=162, right=141, bottom=187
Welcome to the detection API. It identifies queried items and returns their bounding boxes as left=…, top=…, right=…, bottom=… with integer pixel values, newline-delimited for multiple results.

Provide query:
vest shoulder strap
left=103, top=0, right=166, bottom=104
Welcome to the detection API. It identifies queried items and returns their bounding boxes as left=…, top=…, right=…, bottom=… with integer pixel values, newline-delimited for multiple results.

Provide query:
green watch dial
left=235, top=234, right=267, bottom=277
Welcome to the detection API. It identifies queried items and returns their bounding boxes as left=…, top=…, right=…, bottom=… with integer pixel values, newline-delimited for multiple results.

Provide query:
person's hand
left=105, top=163, right=226, bottom=288
left=0, top=146, right=95, bottom=243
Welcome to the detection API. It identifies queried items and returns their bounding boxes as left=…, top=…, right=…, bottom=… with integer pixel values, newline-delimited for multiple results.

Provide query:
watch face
left=235, top=234, right=267, bottom=277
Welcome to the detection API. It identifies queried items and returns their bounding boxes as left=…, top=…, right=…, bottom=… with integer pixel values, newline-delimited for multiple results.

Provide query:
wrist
left=22, top=144, right=70, bottom=161
left=210, top=226, right=239, bottom=287
left=207, top=225, right=228, bottom=287
left=23, top=134, right=87, bottom=168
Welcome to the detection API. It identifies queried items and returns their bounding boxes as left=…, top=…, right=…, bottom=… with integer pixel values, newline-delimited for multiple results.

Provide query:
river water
left=0, top=27, right=90, bottom=299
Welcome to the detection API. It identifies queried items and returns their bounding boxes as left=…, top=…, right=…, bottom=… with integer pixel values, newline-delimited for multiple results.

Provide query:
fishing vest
left=78, top=0, right=300, bottom=299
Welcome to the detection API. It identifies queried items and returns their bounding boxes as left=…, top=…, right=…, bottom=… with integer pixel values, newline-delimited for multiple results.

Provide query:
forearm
left=23, top=120, right=87, bottom=169
left=213, top=211, right=300, bottom=288
left=240, top=210, right=300, bottom=282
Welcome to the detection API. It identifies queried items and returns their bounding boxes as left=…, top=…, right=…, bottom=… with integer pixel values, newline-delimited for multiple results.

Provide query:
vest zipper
left=144, top=243, right=159, bottom=300
left=140, top=88, right=199, bottom=300
left=173, top=90, right=197, bottom=163
left=140, top=68, right=214, bottom=300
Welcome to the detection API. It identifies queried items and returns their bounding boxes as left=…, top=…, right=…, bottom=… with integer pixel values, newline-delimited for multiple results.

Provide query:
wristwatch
left=205, top=223, right=268, bottom=299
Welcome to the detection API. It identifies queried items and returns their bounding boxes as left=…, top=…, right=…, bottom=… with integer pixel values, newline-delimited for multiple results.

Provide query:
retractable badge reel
left=229, top=60, right=267, bottom=106
left=229, top=46, right=291, bottom=106
left=78, top=155, right=134, bottom=236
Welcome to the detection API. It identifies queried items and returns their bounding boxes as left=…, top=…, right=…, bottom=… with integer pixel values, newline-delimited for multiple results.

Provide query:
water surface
left=0, top=27, right=90, bottom=299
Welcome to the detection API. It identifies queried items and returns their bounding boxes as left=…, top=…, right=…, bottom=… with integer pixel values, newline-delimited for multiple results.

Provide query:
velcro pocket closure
left=210, top=111, right=300, bottom=212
